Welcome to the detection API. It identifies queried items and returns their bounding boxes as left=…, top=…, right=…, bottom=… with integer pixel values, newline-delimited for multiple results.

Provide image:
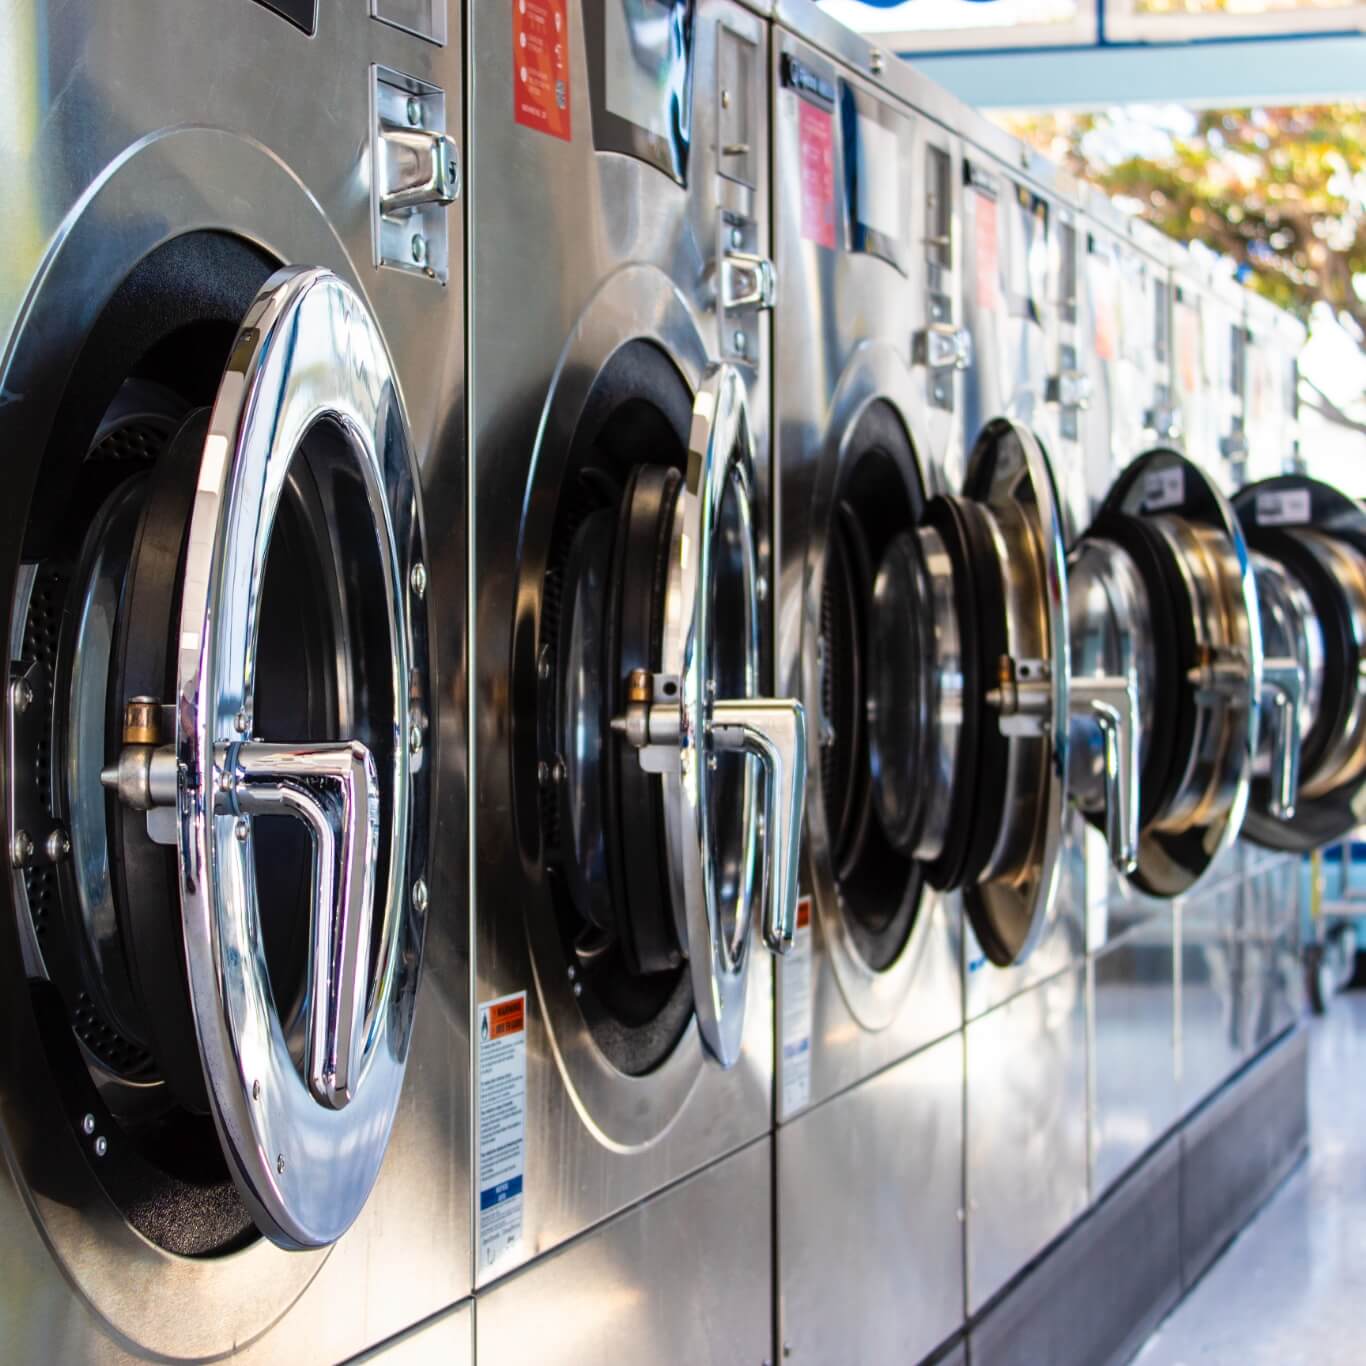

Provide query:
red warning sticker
left=974, top=191, right=999, bottom=312
left=513, top=0, right=571, bottom=142
left=796, top=895, right=812, bottom=931
left=486, top=995, right=526, bottom=1040
left=798, top=100, right=835, bottom=250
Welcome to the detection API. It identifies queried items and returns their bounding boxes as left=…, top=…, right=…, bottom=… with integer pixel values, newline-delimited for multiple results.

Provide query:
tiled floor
left=1137, top=990, right=1366, bottom=1365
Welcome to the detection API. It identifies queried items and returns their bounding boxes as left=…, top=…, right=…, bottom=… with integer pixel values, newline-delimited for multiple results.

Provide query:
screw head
left=252, top=1079, right=261, bottom=1101
left=45, top=828, right=70, bottom=862
left=537, top=760, right=551, bottom=787
left=235, top=709, right=249, bottom=734
left=10, top=831, right=32, bottom=868
left=730, top=226, right=744, bottom=249
left=10, top=678, right=32, bottom=713
left=408, top=722, right=424, bottom=754
left=235, top=818, right=250, bottom=843
left=406, top=96, right=421, bottom=125
left=549, top=757, right=566, bottom=785
left=572, top=981, right=583, bottom=998
left=93, top=1136, right=108, bottom=1158
left=277, top=1153, right=286, bottom=1175
left=411, top=234, right=428, bottom=265
left=410, top=562, right=428, bottom=599
left=412, top=879, right=429, bottom=914
left=733, top=330, right=748, bottom=355
left=82, top=1113, right=95, bottom=1135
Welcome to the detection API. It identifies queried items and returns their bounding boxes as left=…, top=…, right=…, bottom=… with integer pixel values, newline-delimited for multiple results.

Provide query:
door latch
left=372, top=67, right=458, bottom=283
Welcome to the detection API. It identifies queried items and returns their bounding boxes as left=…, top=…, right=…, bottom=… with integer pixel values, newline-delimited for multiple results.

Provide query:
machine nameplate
left=1141, top=465, right=1185, bottom=511
left=478, top=991, right=528, bottom=1271
left=1255, top=488, right=1311, bottom=527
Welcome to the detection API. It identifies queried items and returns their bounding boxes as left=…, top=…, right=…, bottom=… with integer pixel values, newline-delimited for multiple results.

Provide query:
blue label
left=480, top=1175, right=524, bottom=1211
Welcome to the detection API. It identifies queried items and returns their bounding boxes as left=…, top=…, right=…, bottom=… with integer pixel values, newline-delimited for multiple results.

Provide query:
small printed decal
left=514, top=0, right=571, bottom=142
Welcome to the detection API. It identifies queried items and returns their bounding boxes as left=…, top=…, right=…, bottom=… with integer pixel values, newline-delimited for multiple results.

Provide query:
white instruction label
left=780, top=897, right=814, bottom=1117
left=477, top=991, right=527, bottom=1272
left=1255, top=488, right=1311, bottom=527
left=1141, top=464, right=1185, bottom=512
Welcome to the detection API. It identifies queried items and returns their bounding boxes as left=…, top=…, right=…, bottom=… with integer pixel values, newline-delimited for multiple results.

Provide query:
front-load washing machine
left=768, top=5, right=970, bottom=1360
left=0, top=1, right=471, bottom=1361
left=468, top=2, right=806, bottom=1361
left=1236, top=475, right=1366, bottom=850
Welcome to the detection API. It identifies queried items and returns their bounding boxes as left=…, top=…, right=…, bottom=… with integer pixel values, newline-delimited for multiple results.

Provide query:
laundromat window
left=838, top=80, right=912, bottom=274
left=585, top=0, right=695, bottom=185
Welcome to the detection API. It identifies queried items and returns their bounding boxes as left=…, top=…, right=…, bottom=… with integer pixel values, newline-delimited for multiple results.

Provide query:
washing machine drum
left=1236, top=476, right=1366, bottom=851
left=1073, top=450, right=1261, bottom=897
left=866, top=418, right=1070, bottom=968
left=543, top=362, right=805, bottom=1070
left=14, top=262, right=430, bottom=1252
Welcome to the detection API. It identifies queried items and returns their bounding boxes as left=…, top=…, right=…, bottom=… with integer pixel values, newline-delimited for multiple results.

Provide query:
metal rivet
left=411, top=234, right=428, bottom=265
left=410, top=562, right=428, bottom=599
left=252, top=1080, right=261, bottom=1101
left=549, top=757, right=566, bottom=785
left=730, top=226, right=744, bottom=249
left=708, top=753, right=719, bottom=770
left=277, top=1153, right=286, bottom=1174
left=10, top=831, right=32, bottom=868
left=537, top=645, right=552, bottom=682
left=10, top=678, right=32, bottom=713
left=733, top=330, right=748, bottom=355
left=413, top=879, right=429, bottom=914
left=870, top=49, right=885, bottom=75
left=45, top=828, right=70, bottom=862
left=566, top=964, right=577, bottom=981
left=235, top=818, right=250, bottom=843
left=235, top=709, right=249, bottom=734
left=572, top=981, right=582, bottom=998
left=537, top=760, right=551, bottom=787
left=409, top=723, right=424, bottom=754
left=721, top=87, right=732, bottom=109
left=81, top=1113, right=95, bottom=1135
left=94, top=1136, right=108, bottom=1158
left=406, top=96, right=421, bottom=126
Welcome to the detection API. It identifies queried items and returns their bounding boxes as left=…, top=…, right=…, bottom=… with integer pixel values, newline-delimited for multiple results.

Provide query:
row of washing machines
left=0, top=0, right=1357, bottom=1361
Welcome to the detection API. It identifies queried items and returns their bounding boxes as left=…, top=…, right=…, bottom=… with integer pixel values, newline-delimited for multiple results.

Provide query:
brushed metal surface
left=350, top=1300, right=474, bottom=1365
left=1177, top=885, right=1247, bottom=1114
left=476, top=1139, right=773, bottom=1366
left=1090, top=910, right=1179, bottom=1197
left=965, top=964, right=1089, bottom=1312
left=776, top=1031, right=965, bottom=1365
left=469, top=0, right=776, bottom=1288
left=0, top=0, right=470, bottom=1356
left=770, top=24, right=963, bottom=1120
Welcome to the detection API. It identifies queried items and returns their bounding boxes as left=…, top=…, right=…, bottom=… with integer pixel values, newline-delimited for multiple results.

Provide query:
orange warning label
left=514, top=0, right=571, bottom=142
left=487, top=996, right=525, bottom=1039
left=796, top=895, right=812, bottom=931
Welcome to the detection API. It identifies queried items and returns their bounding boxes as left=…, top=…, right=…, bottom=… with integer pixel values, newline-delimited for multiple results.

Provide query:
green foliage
left=1003, top=106, right=1366, bottom=335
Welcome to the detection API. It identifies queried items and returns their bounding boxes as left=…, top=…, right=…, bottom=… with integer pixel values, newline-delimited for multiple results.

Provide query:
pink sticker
left=798, top=100, right=835, bottom=250
left=974, top=191, right=999, bottom=312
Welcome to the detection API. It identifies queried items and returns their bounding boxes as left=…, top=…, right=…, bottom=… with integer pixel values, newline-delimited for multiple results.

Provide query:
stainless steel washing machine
left=1236, top=475, right=1366, bottom=850
left=1244, top=291, right=1306, bottom=484
left=468, top=1, right=805, bottom=1360
left=768, top=5, right=967, bottom=1359
left=0, top=1, right=471, bottom=1361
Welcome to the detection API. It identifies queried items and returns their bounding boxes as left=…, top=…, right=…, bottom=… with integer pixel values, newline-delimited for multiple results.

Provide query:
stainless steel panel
left=963, top=816, right=1087, bottom=1020
left=777, top=1032, right=965, bottom=1365
left=1177, top=888, right=1245, bottom=1113
left=476, top=1140, right=772, bottom=1366
left=1090, top=911, right=1179, bottom=1197
left=0, top=0, right=470, bottom=1355
left=965, top=965, right=1088, bottom=1312
left=469, top=0, right=775, bottom=1287
left=351, top=1300, right=474, bottom=1365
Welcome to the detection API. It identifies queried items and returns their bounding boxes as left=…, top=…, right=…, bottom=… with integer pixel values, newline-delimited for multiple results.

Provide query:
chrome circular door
left=868, top=418, right=1071, bottom=967
left=613, top=364, right=807, bottom=1065
left=1236, top=475, right=1366, bottom=851
left=93, top=267, right=431, bottom=1248
left=1075, top=449, right=1259, bottom=897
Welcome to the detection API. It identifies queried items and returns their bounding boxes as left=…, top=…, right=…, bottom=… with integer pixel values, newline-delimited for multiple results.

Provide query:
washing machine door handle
left=1259, top=656, right=1305, bottom=820
left=120, top=266, right=433, bottom=1250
